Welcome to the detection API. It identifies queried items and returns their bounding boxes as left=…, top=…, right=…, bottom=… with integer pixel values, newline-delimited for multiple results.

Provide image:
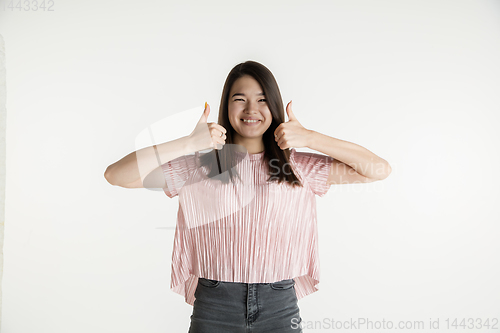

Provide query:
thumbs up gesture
left=274, top=101, right=312, bottom=150
left=188, top=102, right=227, bottom=152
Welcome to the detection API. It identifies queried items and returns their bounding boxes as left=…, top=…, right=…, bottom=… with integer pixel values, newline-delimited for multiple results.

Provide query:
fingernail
left=205, top=101, right=207, bottom=109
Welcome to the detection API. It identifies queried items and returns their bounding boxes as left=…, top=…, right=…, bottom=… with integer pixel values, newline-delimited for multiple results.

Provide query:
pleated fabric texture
left=161, top=147, right=334, bottom=306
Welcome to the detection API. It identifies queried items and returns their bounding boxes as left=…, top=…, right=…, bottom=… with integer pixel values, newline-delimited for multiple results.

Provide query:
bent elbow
left=104, top=166, right=117, bottom=186
left=381, top=163, right=392, bottom=180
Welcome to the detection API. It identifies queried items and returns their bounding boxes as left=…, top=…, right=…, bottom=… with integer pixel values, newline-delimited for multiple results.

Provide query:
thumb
left=198, top=101, right=210, bottom=123
left=286, top=100, right=296, bottom=121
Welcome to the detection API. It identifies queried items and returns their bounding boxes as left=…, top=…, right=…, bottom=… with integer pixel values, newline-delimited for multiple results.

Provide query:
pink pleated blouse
left=161, top=147, right=334, bottom=306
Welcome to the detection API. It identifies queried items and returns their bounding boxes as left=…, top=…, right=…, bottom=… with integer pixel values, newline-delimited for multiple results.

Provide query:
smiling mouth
left=241, top=119, right=261, bottom=123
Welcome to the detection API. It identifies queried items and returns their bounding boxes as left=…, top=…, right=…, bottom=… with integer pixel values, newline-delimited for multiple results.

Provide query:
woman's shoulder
left=289, top=148, right=332, bottom=164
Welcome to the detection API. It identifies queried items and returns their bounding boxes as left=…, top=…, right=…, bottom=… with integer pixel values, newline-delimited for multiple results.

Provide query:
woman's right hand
left=188, top=102, right=227, bottom=151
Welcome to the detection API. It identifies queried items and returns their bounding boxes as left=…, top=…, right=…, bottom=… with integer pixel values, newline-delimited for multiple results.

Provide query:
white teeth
left=243, top=119, right=260, bottom=123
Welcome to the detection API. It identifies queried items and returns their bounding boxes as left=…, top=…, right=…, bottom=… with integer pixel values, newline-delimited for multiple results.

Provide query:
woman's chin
left=237, top=131, right=264, bottom=139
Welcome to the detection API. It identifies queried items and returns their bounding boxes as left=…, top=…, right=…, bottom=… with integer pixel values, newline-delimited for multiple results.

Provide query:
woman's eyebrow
left=231, top=92, right=265, bottom=98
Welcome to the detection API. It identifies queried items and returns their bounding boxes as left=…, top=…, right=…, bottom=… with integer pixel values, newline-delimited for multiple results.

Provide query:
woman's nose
left=245, top=100, right=259, bottom=112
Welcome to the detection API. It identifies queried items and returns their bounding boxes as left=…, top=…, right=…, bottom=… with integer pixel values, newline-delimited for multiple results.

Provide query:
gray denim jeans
left=188, top=278, right=303, bottom=333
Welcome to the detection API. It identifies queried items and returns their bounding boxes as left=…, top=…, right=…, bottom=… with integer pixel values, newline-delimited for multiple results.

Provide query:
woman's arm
left=306, top=130, right=392, bottom=182
left=104, top=135, right=194, bottom=188
left=104, top=102, right=226, bottom=188
left=273, top=101, right=391, bottom=183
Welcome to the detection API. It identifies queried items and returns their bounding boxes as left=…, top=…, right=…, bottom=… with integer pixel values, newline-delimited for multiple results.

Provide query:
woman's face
left=228, top=75, right=273, bottom=144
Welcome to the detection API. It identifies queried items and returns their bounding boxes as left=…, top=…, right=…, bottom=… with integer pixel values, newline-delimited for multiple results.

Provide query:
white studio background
left=1, top=0, right=500, bottom=332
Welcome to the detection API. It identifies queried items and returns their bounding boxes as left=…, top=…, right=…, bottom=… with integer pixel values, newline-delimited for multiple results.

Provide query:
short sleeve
left=290, top=148, right=334, bottom=197
left=161, top=152, right=199, bottom=198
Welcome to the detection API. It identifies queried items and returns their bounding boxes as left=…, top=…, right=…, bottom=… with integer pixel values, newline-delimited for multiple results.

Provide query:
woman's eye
left=233, top=98, right=266, bottom=102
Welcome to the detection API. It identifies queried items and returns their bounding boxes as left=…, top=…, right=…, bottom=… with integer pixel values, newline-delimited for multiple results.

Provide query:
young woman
left=104, top=61, right=391, bottom=332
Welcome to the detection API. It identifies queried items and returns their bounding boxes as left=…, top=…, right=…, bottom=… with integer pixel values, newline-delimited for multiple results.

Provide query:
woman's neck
left=233, top=136, right=264, bottom=154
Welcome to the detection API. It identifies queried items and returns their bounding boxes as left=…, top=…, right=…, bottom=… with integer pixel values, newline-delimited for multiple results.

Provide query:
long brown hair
left=199, top=60, right=302, bottom=188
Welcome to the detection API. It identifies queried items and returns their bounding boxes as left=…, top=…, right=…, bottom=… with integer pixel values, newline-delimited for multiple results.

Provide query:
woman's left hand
left=274, top=101, right=312, bottom=149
